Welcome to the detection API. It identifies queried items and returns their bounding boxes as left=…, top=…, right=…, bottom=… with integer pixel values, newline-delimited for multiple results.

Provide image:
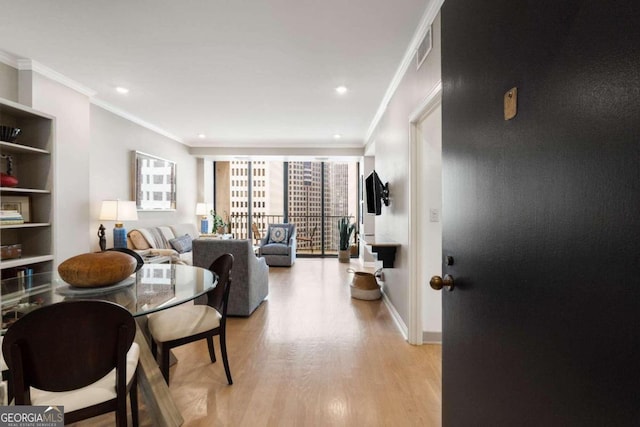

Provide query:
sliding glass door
left=213, top=160, right=358, bottom=257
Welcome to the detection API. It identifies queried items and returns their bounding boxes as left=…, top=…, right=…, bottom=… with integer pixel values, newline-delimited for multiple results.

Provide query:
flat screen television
left=365, top=170, right=388, bottom=215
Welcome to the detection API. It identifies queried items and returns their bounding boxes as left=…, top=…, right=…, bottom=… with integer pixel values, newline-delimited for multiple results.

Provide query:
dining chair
left=1, top=300, right=139, bottom=426
left=148, top=253, right=234, bottom=385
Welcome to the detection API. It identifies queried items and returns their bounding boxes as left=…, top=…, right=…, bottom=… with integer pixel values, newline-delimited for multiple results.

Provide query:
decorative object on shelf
left=1, top=154, right=18, bottom=187
left=0, top=125, right=21, bottom=142
left=347, top=268, right=383, bottom=300
left=99, top=200, right=138, bottom=248
left=57, top=251, right=137, bottom=288
left=133, top=151, right=177, bottom=211
left=337, top=216, right=356, bottom=263
left=97, top=224, right=106, bottom=251
left=0, top=243, right=22, bottom=260
left=196, top=202, right=209, bottom=233
left=0, top=196, right=30, bottom=222
left=210, top=210, right=227, bottom=234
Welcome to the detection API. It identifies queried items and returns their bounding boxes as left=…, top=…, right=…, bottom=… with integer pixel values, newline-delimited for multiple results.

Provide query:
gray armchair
left=259, top=223, right=296, bottom=266
left=193, top=239, right=269, bottom=316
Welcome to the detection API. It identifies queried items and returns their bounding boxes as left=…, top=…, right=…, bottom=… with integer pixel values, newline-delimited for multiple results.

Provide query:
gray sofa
left=193, top=238, right=269, bottom=316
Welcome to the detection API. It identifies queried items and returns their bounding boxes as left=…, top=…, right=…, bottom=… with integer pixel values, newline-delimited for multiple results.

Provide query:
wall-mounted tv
left=365, top=170, right=389, bottom=215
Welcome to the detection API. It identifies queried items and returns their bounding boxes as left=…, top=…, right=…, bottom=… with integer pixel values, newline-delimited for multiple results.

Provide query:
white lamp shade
left=99, top=200, right=138, bottom=221
left=195, top=202, right=208, bottom=216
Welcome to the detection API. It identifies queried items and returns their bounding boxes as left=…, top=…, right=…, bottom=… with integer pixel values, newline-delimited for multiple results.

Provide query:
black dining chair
left=148, top=253, right=234, bottom=385
left=2, top=300, right=140, bottom=426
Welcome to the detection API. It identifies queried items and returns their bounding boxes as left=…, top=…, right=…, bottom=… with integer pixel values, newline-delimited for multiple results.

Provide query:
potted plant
left=337, top=216, right=355, bottom=263
left=210, top=210, right=228, bottom=234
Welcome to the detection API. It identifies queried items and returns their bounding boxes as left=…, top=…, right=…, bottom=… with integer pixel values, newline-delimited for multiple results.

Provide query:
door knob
left=430, top=274, right=454, bottom=291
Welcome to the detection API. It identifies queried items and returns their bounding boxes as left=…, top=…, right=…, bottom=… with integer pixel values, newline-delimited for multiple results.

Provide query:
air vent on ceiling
left=416, top=25, right=433, bottom=70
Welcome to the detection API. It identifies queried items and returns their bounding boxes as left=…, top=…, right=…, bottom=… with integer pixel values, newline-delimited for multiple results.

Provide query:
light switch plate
left=430, top=208, right=440, bottom=222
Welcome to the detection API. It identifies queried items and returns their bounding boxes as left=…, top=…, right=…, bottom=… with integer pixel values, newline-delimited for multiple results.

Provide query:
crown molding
left=17, top=59, right=97, bottom=97
left=0, top=50, right=19, bottom=68
left=189, top=145, right=365, bottom=159
left=90, top=98, right=184, bottom=144
left=4, top=53, right=181, bottom=144
left=364, top=0, right=444, bottom=144
left=186, top=138, right=363, bottom=149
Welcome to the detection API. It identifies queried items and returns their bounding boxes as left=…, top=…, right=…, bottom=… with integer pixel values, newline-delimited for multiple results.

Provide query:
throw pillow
left=269, top=226, right=288, bottom=244
left=128, top=230, right=150, bottom=250
left=169, top=234, right=193, bottom=254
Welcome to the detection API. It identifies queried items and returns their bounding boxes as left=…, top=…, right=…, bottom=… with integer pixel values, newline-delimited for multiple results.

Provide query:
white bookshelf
left=0, top=97, right=54, bottom=279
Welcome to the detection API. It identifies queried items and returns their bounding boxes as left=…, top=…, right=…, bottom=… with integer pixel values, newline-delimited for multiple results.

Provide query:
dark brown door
left=440, top=1, right=640, bottom=425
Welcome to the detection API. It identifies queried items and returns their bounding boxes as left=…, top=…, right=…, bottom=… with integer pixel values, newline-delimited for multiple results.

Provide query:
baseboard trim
left=422, top=331, right=442, bottom=344
left=381, top=288, right=442, bottom=345
left=381, top=287, right=409, bottom=340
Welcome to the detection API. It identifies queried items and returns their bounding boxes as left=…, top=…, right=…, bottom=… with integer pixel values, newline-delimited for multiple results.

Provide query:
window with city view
left=213, top=160, right=358, bottom=256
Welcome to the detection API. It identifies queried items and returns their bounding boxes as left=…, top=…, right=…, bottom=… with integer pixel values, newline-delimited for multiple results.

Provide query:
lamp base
left=200, top=217, right=209, bottom=234
left=113, top=224, right=127, bottom=248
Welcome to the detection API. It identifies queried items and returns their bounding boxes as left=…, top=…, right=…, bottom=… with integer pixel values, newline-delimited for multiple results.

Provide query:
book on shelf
left=0, top=210, right=24, bottom=224
left=0, top=220, right=25, bottom=225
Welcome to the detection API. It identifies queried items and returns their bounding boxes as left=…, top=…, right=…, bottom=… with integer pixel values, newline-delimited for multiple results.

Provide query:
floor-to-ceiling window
left=213, top=160, right=358, bottom=257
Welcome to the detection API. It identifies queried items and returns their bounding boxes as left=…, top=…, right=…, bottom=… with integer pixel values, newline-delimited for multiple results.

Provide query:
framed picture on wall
left=133, top=151, right=177, bottom=211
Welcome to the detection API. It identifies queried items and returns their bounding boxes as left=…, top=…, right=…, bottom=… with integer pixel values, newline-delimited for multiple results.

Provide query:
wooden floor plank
left=72, top=258, right=442, bottom=426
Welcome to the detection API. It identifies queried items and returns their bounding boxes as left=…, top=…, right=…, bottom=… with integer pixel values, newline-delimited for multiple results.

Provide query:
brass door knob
left=430, top=274, right=454, bottom=291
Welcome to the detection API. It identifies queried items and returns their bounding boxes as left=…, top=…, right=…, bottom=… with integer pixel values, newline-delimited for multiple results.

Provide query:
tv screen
left=365, top=171, right=383, bottom=215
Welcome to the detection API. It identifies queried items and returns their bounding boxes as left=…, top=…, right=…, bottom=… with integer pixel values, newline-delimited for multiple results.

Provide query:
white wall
left=418, top=103, right=442, bottom=337
left=366, top=13, right=442, bottom=336
left=0, top=61, right=199, bottom=261
left=89, top=105, right=198, bottom=251
left=0, top=61, right=18, bottom=101
left=19, top=70, right=92, bottom=263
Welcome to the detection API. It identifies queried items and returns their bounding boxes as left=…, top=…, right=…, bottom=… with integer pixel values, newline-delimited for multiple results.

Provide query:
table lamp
left=196, top=202, right=209, bottom=233
left=99, top=200, right=138, bottom=248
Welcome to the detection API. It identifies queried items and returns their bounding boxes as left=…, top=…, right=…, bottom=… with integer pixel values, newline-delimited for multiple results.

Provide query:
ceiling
left=0, top=0, right=430, bottom=148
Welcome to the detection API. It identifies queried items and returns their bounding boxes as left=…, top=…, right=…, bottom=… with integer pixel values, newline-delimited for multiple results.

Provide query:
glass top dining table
left=1, top=264, right=217, bottom=333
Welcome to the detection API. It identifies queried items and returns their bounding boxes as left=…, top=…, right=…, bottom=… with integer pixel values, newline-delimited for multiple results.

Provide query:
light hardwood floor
left=76, top=258, right=442, bottom=426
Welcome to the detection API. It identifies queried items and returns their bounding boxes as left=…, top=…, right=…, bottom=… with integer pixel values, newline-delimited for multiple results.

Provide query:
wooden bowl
left=58, top=251, right=137, bottom=288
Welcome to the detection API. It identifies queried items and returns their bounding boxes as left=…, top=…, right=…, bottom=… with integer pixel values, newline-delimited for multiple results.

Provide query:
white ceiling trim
left=13, top=56, right=182, bottom=143
left=187, top=139, right=363, bottom=149
left=91, top=98, right=184, bottom=144
left=0, top=50, right=18, bottom=68
left=17, top=59, right=97, bottom=98
left=364, top=0, right=444, bottom=144
left=190, top=145, right=364, bottom=159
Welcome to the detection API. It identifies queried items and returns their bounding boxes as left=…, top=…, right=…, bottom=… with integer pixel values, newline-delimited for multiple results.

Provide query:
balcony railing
left=228, top=213, right=357, bottom=256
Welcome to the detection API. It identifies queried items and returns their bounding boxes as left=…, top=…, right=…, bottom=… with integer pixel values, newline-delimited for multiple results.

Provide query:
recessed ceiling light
left=333, top=134, right=342, bottom=139
left=116, top=86, right=129, bottom=94
left=335, top=86, right=348, bottom=95
left=198, top=133, right=206, bottom=139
